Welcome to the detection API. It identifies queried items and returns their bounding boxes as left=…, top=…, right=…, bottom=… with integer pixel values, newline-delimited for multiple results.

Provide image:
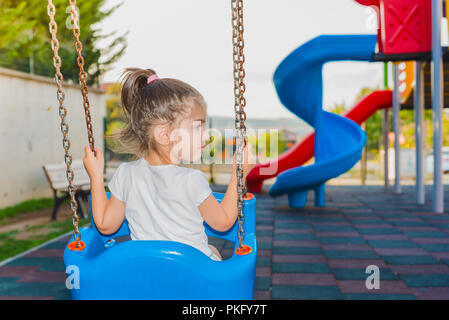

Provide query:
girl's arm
left=198, top=171, right=239, bottom=232
left=199, top=143, right=254, bottom=232
left=90, top=175, right=125, bottom=234
left=84, top=146, right=125, bottom=234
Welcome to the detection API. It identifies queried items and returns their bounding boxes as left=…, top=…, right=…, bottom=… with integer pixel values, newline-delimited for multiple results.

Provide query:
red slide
left=247, top=90, right=393, bottom=193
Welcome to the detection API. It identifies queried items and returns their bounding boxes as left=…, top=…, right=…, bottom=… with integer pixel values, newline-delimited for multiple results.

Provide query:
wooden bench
left=43, top=160, right=95, bottom=221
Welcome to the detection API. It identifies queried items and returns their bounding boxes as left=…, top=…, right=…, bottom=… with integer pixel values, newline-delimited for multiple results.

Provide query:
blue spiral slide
left=269, top=34, right=378, bottom=208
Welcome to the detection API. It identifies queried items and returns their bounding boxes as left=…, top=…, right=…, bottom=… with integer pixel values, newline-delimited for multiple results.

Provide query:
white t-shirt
left=107, top=157, right=220, bottom=260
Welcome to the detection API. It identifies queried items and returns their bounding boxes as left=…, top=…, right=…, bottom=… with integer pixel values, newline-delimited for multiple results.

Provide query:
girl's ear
left=153, top=124, right=170, bottom=146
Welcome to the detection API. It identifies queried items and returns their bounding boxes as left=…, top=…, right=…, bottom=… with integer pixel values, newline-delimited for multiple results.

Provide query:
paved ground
left=1, top=184, right=449, bottom=300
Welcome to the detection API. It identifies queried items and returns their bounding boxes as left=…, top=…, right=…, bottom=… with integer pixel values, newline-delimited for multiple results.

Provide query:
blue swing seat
left=63, top=191, right=257, bottom=300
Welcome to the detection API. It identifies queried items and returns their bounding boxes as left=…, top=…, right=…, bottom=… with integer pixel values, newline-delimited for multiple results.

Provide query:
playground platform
left=1, top=184, right=449, bottom=300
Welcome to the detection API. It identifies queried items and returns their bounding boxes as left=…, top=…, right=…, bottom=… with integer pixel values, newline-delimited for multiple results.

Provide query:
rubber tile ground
left=1, top=184, right=449, bottom=300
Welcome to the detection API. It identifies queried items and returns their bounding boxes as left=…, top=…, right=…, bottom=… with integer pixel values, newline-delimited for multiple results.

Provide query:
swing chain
left=47, top=0, right=81, bottom=247
left=68, top=0, right=96, bottom=155
left=231, top=0, right=247, bottom=251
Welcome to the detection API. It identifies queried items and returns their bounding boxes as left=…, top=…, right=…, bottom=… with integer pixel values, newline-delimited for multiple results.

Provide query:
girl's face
left=170, top=103, right=209, bottom=163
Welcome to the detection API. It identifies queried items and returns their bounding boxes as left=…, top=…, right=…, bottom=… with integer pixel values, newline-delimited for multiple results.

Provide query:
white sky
left=97, top=0, right=385, bottom=119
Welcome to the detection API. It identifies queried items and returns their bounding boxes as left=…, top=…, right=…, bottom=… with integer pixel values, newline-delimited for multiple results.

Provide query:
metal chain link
left=47, top=0, right=81, bottom=247
left=231, top=0, right=247, bottom=252
left=68, top=0, right=96, bottom=156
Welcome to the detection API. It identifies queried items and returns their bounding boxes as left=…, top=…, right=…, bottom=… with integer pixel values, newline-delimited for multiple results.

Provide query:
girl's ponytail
left=120, top=68, right=157, bottom=116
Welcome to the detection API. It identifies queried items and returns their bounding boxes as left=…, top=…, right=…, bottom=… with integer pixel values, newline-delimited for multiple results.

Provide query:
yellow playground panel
left=397, top=61, right=415, bottom=104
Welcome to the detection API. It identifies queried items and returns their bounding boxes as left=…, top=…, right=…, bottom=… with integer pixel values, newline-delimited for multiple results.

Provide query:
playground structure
left=247, top=0, right=447, bottom=214
left=247, top=35, right=393, bottom=208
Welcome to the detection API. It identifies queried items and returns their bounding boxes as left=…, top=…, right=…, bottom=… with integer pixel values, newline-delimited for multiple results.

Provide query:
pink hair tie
left=147, top=74, right=159, bottom=84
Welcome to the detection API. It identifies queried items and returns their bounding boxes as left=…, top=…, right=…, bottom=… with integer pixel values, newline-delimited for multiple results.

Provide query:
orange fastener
left=68, top=240, right=86, bottom=251
left=243, top=193, right=254, bottom=200
left=235, top=245, right=252, bottom=256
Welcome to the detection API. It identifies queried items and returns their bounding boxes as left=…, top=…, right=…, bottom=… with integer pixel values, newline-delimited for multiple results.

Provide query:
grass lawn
left=0, top=197, right=55, bottom=225
left=0, top=195, right=92, bottom=263
left=0, top=218, right=90, bottom=262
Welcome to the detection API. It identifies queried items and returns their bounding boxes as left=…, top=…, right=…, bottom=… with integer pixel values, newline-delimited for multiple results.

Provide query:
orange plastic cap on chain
left=235, top=245, right=252, bottom=256
left=243, top=193, right=254, bottom=201
left=68, top=240, right=86, bottom=251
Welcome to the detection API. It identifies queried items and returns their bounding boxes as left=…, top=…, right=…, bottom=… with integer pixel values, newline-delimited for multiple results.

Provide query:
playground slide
left=246, top=35, right=392, bottom=208
left=246, top=90, right=393, bottom=192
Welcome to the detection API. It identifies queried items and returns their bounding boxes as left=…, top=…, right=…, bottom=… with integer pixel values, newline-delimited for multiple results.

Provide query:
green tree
left=0, top=0, right=127, bottom=86
left=423, top=110, right=449, bottom=149
left=104, top=83, right=132, bottom=161
left=329, top=86, right=383, bottom=152
left=353, top=87, right=384, bottom=152
left=253, top=130, right=287, bottom=158
left=349, top=87, right=449, bottom=152
left=0, top=2, right=35, bottom=48
left=328, top=101, right=346, bottom=115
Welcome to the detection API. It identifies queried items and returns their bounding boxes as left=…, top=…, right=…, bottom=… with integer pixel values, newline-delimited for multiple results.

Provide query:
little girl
left=83, top=68, right=254, bottom=261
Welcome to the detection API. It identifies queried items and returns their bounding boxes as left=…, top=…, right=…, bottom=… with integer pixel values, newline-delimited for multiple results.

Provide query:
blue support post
left=431, top=0, right=444, bottom=213
left=414, top=61, right=425, bottom=205
left=392, top=63, right=401, bottom=194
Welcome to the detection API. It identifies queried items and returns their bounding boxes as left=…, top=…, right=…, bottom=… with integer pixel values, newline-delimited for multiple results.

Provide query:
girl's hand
left=83, top=146, right=104, bottom=181
left=232, top=142, right=255, bottom=179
